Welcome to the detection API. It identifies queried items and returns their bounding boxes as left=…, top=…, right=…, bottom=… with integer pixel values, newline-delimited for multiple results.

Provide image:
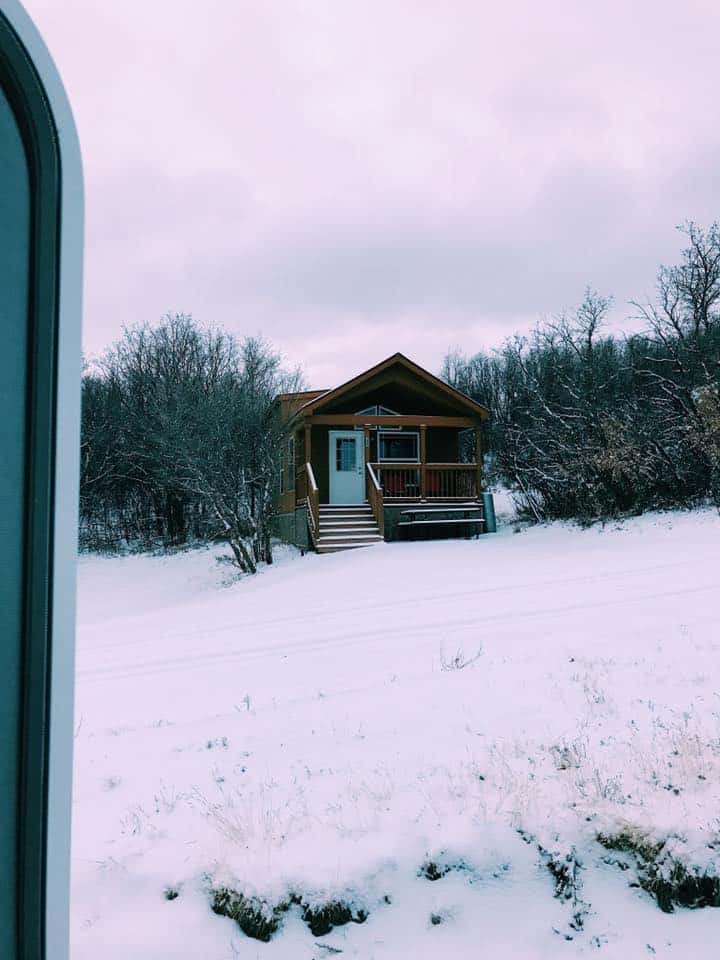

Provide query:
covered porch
left=296, top=413, right=484, bottom=548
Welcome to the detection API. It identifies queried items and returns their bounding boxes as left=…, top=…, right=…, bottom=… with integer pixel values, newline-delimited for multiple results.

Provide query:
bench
left=397, top=505, right=484, bottom=540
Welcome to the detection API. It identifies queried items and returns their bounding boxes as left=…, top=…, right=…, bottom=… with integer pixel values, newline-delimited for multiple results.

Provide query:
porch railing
left=370, top=462, right=480, bottom=500
left=366, top=462, right=385, bottom=538
left=306, top=462, right=320, bottom=547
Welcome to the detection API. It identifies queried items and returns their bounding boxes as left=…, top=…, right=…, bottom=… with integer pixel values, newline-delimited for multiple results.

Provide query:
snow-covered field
left=73, top=509, right=720, bottom=958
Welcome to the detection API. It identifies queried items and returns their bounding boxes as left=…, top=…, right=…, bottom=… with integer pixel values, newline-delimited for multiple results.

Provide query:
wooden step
left=318, top=532, right=383, bottom=543
left=321, top=514, right=375, bottom=520
left=320, top=514, right=374, bottom=521
left=320, top=502, right=370, bottom=507
left=317, top=542, right=380, bottom=554
left=316, top=531, right=383, bottom=553
left=321, top=520, right=377, bottom=528
left=315, top=503, right=382, bottom=553
left=320, top=503, right=371, bottom=513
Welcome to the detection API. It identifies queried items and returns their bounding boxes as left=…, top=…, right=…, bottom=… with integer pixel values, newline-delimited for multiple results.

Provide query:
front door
left=328, top=430, right=365, bottom=503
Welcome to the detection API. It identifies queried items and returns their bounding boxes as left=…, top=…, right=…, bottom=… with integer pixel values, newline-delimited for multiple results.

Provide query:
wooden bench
left=397, top=505, right=484, bottom=540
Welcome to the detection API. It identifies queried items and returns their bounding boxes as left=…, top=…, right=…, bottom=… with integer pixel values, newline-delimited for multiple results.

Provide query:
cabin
left=274, top=353, right=490, bottom=553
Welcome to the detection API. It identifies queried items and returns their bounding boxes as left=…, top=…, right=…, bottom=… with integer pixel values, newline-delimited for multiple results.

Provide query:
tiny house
left=274, top=353, right=490, bottom=553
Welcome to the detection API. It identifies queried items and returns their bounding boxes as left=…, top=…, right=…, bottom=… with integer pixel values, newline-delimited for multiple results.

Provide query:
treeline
left=80, top=314, right=301, bottom=571
left=444, top=222, right=720, bottom=521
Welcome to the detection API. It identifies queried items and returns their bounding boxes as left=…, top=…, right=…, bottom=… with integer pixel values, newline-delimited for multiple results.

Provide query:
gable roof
left=276, top=388, right=328, bottom=418
left=294, top=352, right=489, bottom=420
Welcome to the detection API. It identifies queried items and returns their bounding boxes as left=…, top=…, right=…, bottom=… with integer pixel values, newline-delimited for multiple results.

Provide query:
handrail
left=307, top=461, right=319, bottom=493
left=366, top=461, right=382, bottom=492
left=306, top=462, right=320, bottom=548
left=366, top=463, right=385, bottom=538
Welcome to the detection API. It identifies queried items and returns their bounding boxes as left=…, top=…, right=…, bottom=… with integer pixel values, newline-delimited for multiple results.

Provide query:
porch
left=296, top=415, right=484, bottom=551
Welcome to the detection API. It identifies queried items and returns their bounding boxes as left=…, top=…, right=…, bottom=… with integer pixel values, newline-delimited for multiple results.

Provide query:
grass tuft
left=598, top=829, right=720, bottom=912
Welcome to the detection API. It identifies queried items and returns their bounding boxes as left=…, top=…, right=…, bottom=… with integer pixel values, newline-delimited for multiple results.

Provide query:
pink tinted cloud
left=25, top=0, right=720, bottom=384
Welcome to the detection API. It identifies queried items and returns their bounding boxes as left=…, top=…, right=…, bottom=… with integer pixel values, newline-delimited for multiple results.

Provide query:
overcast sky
left=26, top=0, right=720, bottom=387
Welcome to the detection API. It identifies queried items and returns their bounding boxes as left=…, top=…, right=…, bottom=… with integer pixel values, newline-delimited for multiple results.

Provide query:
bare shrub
left=549, top=737, right=587, bottom=772
left=538, top=842, right=590, bottom=934
left=440, top=646, right=483, bottom=671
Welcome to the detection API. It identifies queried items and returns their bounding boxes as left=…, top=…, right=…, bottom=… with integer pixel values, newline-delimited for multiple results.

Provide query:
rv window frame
left=0, top=4, right=83, bottom=959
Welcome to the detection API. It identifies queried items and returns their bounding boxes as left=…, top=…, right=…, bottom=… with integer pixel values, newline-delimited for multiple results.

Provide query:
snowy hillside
left=73, top=510, right=720, bottom=958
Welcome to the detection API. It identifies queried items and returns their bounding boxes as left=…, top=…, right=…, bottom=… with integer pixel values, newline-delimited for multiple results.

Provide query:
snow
left=72, top=508, right=720, bottom=958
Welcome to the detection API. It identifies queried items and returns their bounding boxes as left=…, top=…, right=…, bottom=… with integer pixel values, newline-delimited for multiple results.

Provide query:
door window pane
left=336, top=438, right=356, bottom=471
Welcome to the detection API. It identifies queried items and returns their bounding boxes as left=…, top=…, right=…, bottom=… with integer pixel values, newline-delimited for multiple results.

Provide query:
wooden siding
left=310, top=426, right=331, bottom=503
left=315, top=372, right=469, bottom=417
left=426, top=427, right=459, bottom=463
left=277, top=389, right=327, bottom=421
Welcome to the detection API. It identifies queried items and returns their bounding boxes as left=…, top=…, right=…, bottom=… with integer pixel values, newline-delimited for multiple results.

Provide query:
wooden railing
left=372, top=465, right=421, bottom=499
left=425, top=464, right=479, bottom=499
left=366, top=463, right=385, bottom=538
left=306, top=462, right=320, bottom=548
left=370, top=463, right=480, bottom=500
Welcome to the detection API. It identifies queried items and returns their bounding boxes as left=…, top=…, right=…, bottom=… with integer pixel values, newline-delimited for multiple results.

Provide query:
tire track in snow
left=76, top=552, right=710, bottom=654
left=76, top=578, right=719, bottom=685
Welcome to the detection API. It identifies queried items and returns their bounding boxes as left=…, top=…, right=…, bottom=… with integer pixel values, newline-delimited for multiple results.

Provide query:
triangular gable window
left=355, top=404, right=402, bottom=430
left=355, top=404, right=401, bottom=416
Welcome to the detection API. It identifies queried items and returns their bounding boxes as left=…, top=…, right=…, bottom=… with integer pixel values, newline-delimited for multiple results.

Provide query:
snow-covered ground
left=73, top=509, right=720, bottom=958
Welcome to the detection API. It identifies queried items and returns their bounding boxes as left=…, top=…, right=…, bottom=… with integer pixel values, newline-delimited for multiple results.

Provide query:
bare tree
left=80, top=315, right=303, bottom=571
left=159, top=335, right=302, bottom=573
left=443, top=226, right=720, bottom=522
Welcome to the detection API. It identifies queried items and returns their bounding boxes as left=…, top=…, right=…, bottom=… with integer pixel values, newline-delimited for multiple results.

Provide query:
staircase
left=316, top=503, right=383, bottom=554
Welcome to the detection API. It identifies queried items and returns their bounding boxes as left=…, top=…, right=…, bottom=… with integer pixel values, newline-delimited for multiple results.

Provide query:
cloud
left=25, top=0, right=720, bottom=383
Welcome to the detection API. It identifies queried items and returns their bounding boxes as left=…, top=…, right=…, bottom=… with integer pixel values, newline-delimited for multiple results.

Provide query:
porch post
left=420, top=423, right=427, bottom=500
left=304, top=421, right=311, bottom=497
left=474, top=425, right=483, bottom=499
left=293, top=426, right=302, bottom=505
left=364, top=427, right=371, bottom=498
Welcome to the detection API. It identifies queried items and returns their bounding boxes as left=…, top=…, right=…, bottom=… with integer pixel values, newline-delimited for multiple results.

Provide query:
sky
left=26, top=0, right=720, bottom=387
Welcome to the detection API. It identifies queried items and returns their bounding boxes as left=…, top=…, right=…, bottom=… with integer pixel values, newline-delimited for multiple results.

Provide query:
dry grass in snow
left=72, top=509, right=720, bottom=958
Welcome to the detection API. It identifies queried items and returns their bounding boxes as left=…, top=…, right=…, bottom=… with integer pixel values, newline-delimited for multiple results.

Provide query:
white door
left=328, top=430, right=365, bottom=504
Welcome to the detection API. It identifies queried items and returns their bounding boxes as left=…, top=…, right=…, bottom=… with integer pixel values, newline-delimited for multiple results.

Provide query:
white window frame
left=377, top=430, right=420, bottom=463
left=355, top=404, right=402, bottom=430
left=355, top=404, right=401, bottom=416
